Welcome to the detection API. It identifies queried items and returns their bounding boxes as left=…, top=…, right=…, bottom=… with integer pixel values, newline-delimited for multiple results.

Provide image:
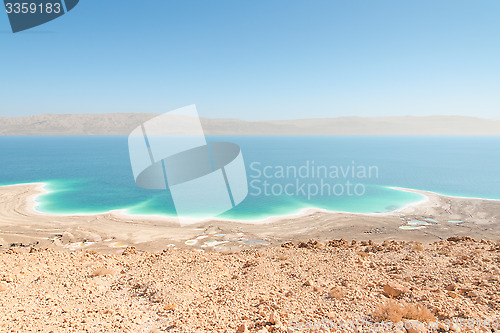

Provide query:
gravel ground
left=0, top=237, right=499, bottom=333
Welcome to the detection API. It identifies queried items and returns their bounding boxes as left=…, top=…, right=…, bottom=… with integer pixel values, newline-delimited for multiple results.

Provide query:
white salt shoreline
left=2, top=181, right=498, bottom=226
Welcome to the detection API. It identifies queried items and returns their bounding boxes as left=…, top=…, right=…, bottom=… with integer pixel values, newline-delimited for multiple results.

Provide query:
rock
left=2, top=276, right=14, bottom=283
left=328, top=239, right=348, bottom=247
left=383, top=283, right=408, bottom=298
left=164, top=303, right=177, bottom=311
left=445, top=283, right=457, bottom=291
left=304, top=239, right=322, bottom=249
left=438, top=322, right=450, bottom=331
left=304, top=280, right=312, bottom=287
left=328, top=286, right=346, bottom=299
left=269, top=311, right=281, bottom=325
left=479, top=281, right=490, bottom=288
left=448, top=291, right=459, bottom=298
left=0, top=282, right=7, bottom=292
left=475, top=296, right=486, bottom=304
left=256, top=328, right=268, bottom=333
left=450, top=323, right=461, bottom=332
left=243, top=260, right=258, bottom=268
left=447, top=236, right=474, bottom=242
left=236, top=323, right=249, bottom=333
left=269, top=311, right=284, bottom=329
left=313, top=286, right=323, bottom=293
left=122, top=247, right=137, bottom=255
left=404, top=320, right=428, bottom=333
left=428, top=322, right=439, bottom=331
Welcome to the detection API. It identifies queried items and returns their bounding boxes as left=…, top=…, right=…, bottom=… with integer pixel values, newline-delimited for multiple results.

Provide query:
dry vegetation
left=373, top=299, right=436, bottom=323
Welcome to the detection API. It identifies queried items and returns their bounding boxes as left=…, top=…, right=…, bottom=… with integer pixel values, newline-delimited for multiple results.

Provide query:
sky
left=0, top=0, right=499, bottom=120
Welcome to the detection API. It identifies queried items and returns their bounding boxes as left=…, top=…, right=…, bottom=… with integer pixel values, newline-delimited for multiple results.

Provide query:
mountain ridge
left=0, top=114, right=498, bottom=135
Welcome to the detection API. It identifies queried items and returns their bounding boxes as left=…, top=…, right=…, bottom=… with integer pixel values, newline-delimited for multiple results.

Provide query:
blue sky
left=0, top=0, right=499, bottom=120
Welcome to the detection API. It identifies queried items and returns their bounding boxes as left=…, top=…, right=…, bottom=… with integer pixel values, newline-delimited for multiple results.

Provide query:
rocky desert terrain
left=1, top=237, right=499, bottom=332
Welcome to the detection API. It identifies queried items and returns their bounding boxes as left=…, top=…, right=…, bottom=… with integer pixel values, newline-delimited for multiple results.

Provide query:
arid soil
left=1, top=237, right=499, bottom=333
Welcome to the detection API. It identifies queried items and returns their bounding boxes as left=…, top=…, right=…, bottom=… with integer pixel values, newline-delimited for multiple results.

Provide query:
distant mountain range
left=0, top=114, right=498, bottom=135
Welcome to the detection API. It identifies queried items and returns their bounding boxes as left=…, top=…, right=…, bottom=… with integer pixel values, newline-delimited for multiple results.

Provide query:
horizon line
left=1, top=113, right=499, bottom=122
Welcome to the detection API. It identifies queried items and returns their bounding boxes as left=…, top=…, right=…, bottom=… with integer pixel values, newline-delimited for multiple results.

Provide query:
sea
left=0, top=136, right=498, bottom=221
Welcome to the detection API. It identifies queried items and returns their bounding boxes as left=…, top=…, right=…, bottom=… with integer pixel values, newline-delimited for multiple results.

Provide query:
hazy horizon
left=1, top=113, right=499, bottom=136
left=1, top=112, right=499, bottom=121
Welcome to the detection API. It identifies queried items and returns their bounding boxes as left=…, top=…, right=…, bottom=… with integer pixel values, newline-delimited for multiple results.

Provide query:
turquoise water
left=0, top=136, right=498, bottom=220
